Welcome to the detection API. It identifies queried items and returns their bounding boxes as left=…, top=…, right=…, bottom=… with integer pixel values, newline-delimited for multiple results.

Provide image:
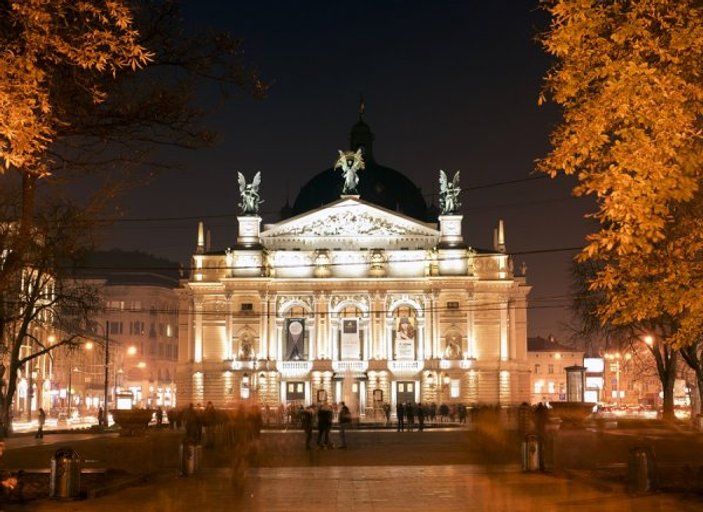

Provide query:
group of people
left=176, top=401, right=263, bottom=449
left=300, top=402, right=352, bottom=450
left=394, top=402, right=469, bottom=431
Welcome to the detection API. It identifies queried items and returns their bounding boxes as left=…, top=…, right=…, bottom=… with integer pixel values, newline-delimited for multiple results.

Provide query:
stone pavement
left=11, top=463, right=703, bottom=512
left=2, top=428, right=703, bottom=511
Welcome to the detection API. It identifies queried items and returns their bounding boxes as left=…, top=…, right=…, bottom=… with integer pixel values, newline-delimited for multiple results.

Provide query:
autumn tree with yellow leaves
left=0, top=0, right=267, bottom=285
left=0, top=0, right=151, bottom=304
left=0, top=1, right=266, bottom=433
left=539, top=0, right=703, bottom=417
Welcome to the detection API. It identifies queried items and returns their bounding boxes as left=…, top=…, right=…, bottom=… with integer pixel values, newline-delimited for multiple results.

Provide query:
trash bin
left=50, top=447, right=81, bottom=499
left=521, top=434, right=539, bottom=472
left=628, top=446, right=656, bottom=493
left=180, top=441, right=202, bottom=476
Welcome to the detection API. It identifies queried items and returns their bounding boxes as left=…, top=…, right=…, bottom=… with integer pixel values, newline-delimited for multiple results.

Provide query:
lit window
left=450, top=379, right=460, bottom=398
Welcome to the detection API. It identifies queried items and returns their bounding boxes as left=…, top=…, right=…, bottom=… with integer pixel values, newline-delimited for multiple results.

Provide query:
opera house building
left=176, top=117, right=531, bottom=416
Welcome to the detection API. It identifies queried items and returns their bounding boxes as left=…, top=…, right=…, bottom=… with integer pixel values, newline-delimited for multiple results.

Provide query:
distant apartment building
left=67, top=251, right=181, bottom=412
left=528, top=335, right=584, bottom=404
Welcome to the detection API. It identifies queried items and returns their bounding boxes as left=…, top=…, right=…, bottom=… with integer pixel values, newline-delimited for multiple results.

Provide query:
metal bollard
left=628, top=446, right=656, bottom=493
left=180, top=441, right=202, bottom=476
left=521, top=434, right=540, bottom=472
left=50, top=447, right=81, bottom=499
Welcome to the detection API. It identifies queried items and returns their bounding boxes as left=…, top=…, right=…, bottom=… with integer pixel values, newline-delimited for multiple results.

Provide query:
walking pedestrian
left=534, top=402, right=550, bottom=471
left=203, top=401, right=217, bottom=447
left=406, top=402, right=415, bottom=432
left=184, top=403, right=202, bottom=443
left=317, top=402, right=333, bottom=448
left=301, top=405, right=314, bottom=450
left=338, top=402, right=351, bottom=448
left=418, top=403, right=425, bottom=432
left=396, top=402, right=405, bottom=432
left=35, top=408, right=46, bottom=439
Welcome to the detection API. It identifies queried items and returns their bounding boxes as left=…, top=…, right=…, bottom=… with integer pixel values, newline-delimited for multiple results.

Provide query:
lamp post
left=102, top=320, right=109, bottom=427
left=90, top=321, right=110, bottom=427
left=67, top=365, right=73, bottom=419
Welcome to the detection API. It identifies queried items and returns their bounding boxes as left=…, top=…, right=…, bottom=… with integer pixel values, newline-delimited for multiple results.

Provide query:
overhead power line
left=56, top=245, right=584, bottom=274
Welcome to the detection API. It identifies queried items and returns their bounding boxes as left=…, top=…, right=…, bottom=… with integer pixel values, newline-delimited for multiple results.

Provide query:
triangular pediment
left=261, top=197, right=439, bottom=250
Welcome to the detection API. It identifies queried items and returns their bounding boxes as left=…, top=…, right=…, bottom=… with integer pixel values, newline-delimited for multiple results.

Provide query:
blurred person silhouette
left=534, top=402, right=550, bottom=471
left=35, top=408, right=46, bottom=439
left=301, top=405, right=314, bottom=450
left=338, top=402, right=351, bottom=448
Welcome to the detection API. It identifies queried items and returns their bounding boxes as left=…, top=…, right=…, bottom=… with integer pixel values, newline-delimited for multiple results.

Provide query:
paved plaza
left=2, top=427, right=703, bottom=511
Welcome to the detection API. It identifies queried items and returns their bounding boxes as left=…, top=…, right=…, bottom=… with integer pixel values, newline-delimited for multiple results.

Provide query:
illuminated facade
left=177, top=120, right=531, bottom=414
left=100, top=277, right=179, bottom=410
left=527, top=336, right=584, bottom=404
left=72, top=251, right=181, bottom=412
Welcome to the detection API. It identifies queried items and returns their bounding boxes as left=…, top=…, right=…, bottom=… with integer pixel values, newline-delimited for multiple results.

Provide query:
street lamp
left=90, top=321, right=110, bottom=427
left=604, top=352, right=631, bottom=406
left=67, top=366, right=74, bottom=419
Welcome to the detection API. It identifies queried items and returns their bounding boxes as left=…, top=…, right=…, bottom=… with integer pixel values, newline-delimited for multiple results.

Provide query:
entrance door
left=286, top=381, right=305, bottom=402
left=397, top=381, right=415, bottom=404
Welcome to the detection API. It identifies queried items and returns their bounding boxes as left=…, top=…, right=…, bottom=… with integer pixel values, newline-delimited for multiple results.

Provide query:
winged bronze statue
left=334, top=148, right=365, bottom=195
left=237, top=171, right=262, bottom=215
left=439, top=170, right=461, bottom=215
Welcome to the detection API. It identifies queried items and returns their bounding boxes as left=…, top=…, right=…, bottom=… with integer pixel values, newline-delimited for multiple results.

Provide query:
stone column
left=259, top=292, right=268, bottom=359
left=225, top=293, right=233, bottom=360
left=193, top=296, right=203, bottom=363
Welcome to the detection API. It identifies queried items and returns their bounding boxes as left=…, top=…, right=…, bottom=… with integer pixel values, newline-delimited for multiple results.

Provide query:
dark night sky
left=95, top=1, right=595, bottom=342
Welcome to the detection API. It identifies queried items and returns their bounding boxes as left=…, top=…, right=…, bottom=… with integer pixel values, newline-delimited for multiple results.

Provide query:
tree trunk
left=650, top=340, right=678, bottom=421
left=680, top=343, right=703, bottom=417
left=2, top=359, right=20, bottom=437
left=661, top=361, right=677, bottom=421
left=0, top=173, right=37, bottom=296
left=20, top=173, right=37, bottom=238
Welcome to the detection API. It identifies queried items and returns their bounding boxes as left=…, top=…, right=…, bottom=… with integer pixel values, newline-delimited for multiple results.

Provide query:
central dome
left=288, top=116, right=432, bottom=221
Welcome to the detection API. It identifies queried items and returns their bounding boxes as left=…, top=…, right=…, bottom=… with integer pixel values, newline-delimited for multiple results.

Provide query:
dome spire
left=350, top=97, right=374, bottom=162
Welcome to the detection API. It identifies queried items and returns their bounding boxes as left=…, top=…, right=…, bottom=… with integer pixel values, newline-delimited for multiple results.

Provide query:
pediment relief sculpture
left=272, top=210, right=429, bottom=238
